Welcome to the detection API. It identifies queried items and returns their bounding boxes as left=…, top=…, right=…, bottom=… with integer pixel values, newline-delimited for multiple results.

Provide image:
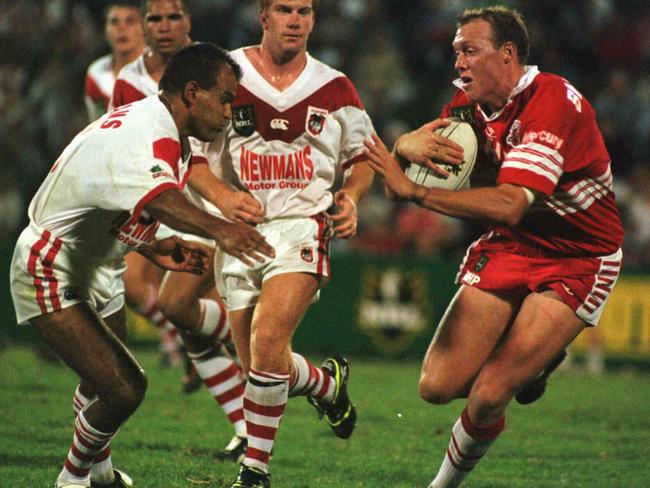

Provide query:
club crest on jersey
left=300, top=246, right=314, bottom=263
left=306, top=106, right=328, bottom=137
left=232, top=105, right=256, bottom=137
left=506, top=119, right=522, bottom=147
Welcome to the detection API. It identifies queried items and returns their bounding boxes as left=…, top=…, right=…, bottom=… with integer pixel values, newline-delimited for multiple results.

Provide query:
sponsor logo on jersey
left=239, top=145, right=314, bottom=191
left=232, top=104, right=256, bottom=137
left=357, top=267, right=430, bottom=355
left=522, top=130, right=564, bottom=150
left=461, top=270, right=481, bottom=286
left=150, top=164, right=170, bottom=179
left=110, top=211, right=160, bottom=248
left=306, top=106, right=328, bottom=137
left=270, top=118, right=289, bottom=130
left=300, top=246, right=314, bottom=263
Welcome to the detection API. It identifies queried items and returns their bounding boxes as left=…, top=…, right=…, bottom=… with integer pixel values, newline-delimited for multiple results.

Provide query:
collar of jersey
left=453, top=65, right=540, bottom=122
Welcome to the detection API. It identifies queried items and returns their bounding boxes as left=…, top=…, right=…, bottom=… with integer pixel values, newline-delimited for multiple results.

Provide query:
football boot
left=307, top=356, right=357, bottom=439
left=216, top=435, right=248, bottom=464
left=230, top=465, right=270, bottom=488
left=516, top=349, right=568, bottom=405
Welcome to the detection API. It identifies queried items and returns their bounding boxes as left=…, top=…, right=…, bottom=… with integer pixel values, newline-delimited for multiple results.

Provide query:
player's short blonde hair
left=458, top=6, right=529, bottom=64
left=259, top=0, right=319, bottom=12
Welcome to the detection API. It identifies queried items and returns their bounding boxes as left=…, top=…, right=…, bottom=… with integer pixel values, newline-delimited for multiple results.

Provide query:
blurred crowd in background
left=1, top=0, right=648, bottom=266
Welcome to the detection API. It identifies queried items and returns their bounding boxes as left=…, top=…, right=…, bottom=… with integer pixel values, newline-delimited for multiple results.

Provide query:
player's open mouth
left=460, top=76, right=473, bottom=88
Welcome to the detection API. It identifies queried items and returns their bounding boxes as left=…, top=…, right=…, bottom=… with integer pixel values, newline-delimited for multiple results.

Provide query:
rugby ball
left=404, top=119, right=478, bottom=190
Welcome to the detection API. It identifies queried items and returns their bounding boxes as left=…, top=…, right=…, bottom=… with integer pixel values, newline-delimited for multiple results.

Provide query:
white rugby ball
left=404, top=119, right=478, bottom=190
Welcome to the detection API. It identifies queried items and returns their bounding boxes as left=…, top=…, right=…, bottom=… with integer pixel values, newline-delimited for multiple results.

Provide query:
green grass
left=1, top=347, right=650, bottom=487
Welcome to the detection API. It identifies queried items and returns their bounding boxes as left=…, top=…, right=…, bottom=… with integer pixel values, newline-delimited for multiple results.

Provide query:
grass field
left=1, top=346, right=650, bottom=487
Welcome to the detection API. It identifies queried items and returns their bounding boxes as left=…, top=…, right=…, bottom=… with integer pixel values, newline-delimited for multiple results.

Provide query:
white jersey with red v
left=29, top=96, right=192, bottom=266
left=213, top=47, right=375, bottom=220
left=84, top=54, right=116, bottom=120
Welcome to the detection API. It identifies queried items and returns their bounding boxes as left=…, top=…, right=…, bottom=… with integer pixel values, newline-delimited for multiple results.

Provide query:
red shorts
left=456, top=232, right=622, bottom=326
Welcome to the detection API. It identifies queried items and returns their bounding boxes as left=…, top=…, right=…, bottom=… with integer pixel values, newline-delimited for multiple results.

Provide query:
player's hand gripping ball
left=404, top=119, right=478, bottom=190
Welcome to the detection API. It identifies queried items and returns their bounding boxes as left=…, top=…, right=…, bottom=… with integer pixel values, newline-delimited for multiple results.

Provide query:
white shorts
left=219, top=214, right=333, bottom=310
left=10, top=225, right=125, bottom=325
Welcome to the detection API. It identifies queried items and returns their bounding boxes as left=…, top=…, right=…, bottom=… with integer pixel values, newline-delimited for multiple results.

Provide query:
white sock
left=242, top=369, right=289, bottom=473
left=72, top=386, right=114, bottom=483
left=196, top=298, right=230, bottom=342
left=288, top=353, right=335, bottom=403
left=190, top=348, right=246, bottom=436
left=428, top=408, right=504, bottom=488
left=58, top=409, right=116, bottom=485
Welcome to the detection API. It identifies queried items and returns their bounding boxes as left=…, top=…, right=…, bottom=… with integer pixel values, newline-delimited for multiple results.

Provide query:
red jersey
left=441, top=67, right=624, bottom=257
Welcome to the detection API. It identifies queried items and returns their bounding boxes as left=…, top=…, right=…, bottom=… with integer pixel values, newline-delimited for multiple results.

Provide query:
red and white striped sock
left=242, top=369, right=289, bottom=473
left=189, top=348, right=246, bottom=436
left=72, top=387, right=114, bottom=484
left=138, top=285, right=181, bottom=364
left=72, top=385, right=92, bottom=416
left=57, top=409, right=116, bottom=486
left=428, top=408, right=505, bottom=488
left=195, top=298, right=231, bottom=342
left=138, top=285, right=171, bottom=330
left=288, top=353, right=335, bottom=403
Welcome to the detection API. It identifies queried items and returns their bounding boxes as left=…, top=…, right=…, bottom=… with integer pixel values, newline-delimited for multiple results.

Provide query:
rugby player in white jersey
left=110, top=0, right=194, bottom=378
left=84, top=1, right=145, bottom=121
left=112, top=1, right=263, bottom=459
left=203, top=1, right=376, bottom=486
left=11, top=43, right=274, bottom=488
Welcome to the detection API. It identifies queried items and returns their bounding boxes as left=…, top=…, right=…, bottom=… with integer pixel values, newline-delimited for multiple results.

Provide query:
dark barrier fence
left=2, top=241, right=649, bottom=361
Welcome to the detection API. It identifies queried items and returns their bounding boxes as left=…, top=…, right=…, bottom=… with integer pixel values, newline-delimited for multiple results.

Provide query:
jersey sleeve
left=333, top=78, right=375, bottom=169
left=189, top=136, right=209, bottom=166
left=102, top=123, right=182, bottom=222
left=497, top=78, right=579, bottom=196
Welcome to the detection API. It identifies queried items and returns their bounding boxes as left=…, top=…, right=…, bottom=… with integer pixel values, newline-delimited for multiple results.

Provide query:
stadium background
left=0, top=0, right=649, bottom=363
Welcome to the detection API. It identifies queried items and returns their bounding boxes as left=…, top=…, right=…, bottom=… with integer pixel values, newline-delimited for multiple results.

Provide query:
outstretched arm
left=145, top=188, right=274, bottom=266
left=188, top=164, right=265, bottom=224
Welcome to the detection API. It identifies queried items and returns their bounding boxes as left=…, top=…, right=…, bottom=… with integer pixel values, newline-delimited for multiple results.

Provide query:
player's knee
left=251, top=329, right=287, bottom=365
left=111, top=369, right=148, bottom=417
left=418, top=375, right=455, bottom=405
left=124, top=286, right=146, bottom=311
left=156, top=292, right=185, bottom=324
left=470, top=382, right=510, bottom=418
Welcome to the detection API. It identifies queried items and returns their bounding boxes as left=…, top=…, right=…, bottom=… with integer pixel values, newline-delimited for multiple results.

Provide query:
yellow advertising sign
left=573, top=277, right=650, bottom=358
